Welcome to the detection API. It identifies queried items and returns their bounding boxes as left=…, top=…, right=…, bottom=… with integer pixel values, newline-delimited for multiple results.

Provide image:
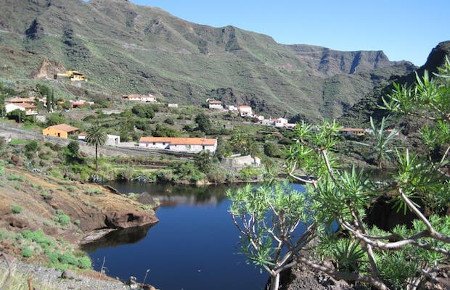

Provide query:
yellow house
left=43, top=124, right=79, bottom=139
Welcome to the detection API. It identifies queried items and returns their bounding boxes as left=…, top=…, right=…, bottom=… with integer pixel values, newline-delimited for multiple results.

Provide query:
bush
left=7, top=109, right=26, bottom=123
left=24, top=140, right=39, bottom=158
left=164, top=118, right=175, bottom=125
left=78, top=256, right=92, bottom=269
left=264, top=142, right=283, bottom=158
left=11, top=204, right=22, bottom=214
left=7, top=174, right=24, bottom=182
left=195, top=113, right=212, bottom=133
left=206, top=167, right=227, bottom=184
left=21, top=246, right=33, bottom=258
left=54, top=211, right=71, bottom=226
left=131, top=104, right=155, bottom=119
left=152, top=124, right=181, bottom=137
left=238, top=166, right=261, bottom=181
left=21, top=230, right=53, bottom=248
left=46, top=113, right=65, bottom=126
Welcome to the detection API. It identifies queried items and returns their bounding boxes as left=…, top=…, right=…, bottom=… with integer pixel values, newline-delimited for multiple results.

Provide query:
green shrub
left=54, top=211, right=71, bottom=226
left=78, top=256, right=92, bottom=269
left=58, top=252, right=78, bottom=266
left=264, top=142, right=283, bottom=158
left=21, top=247, right=33, bottom=258
left=21, top=230, right=54, bottom=248
left=11, top=204, right=22, bottom=214
left=164, top=118, right=175, bottom=125
left=0, top=230, right=6, bottom=241
left=206, top=167, right=227, bottom=184
left=7, top=174, right=23, bottom=182
left=239, top=166, right=261, bottom=181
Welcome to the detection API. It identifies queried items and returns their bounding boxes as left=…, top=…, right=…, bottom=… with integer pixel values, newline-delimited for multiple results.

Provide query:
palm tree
left=86, top=123, right=107, bottom=172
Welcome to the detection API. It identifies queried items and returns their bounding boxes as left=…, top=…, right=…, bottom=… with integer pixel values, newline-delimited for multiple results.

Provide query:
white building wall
left=139, top=142, right=217, bottom=153
left=168, top=144, right=217, bottom=153
left=209, top=104, right=223, bottom=110
left=105, top=135, right=121, bottom=146
left=139, top=142, right=169, bottom=150
left=5, top=103, right=25, bottom=114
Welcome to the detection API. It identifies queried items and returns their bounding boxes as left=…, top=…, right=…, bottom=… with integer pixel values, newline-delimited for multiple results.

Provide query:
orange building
left=43, top=124, right=79, bottom=139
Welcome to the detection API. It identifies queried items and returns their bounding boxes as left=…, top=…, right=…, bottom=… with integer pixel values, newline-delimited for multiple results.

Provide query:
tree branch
left=399, top=188, right=450, bottom=243
left=297, top=255, right=390, bottom=290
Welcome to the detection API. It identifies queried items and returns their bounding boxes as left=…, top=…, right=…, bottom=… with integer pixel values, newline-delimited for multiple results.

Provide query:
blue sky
left=131, top=0, right=450, bottom=66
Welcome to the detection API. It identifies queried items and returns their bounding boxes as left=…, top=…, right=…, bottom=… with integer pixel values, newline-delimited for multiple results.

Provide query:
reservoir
left=84, top=182, right=269, bottom=290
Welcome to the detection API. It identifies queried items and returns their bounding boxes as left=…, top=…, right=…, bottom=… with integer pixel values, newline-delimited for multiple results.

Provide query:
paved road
left=0, top=123, right=192, bottom=159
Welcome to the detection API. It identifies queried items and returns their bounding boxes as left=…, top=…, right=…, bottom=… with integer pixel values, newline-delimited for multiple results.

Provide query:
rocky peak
left=421, top=41, right=450, bottom=74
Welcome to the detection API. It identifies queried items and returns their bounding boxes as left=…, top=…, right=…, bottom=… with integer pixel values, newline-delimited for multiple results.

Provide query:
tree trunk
left=95, top=144, right=98, bottom=172
left=270, top=273, right=280, bottom=290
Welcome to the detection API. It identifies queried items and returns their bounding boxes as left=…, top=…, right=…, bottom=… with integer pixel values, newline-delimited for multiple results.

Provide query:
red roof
left=140, top=137, right=217, bottom=146
left=45, top=124, right=79, bottom=133
left=16, top=103, right=36, bottom=109
left=6, top=97, right=35, bottom=104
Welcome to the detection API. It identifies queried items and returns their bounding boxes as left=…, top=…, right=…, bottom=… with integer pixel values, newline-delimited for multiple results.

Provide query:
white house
left=262, top=118, right=274, bottom=126
left=122, top=94, right=157, bottom=103
left=5, top=103, right=37, bottom=116
left=274, top=118, right=288, bottom=128
left=207, top=99, right=223, bottom=110
left=139, top=137, right=217, bottom=154
left=238, top=105, right=253, bottom=117
left=78, top=134, right=121, bottom=146
left=106, top=135, right=121, bottom=146
left=168, top=103, right=179, bottom=108
left=227, top=105, right=238, bottom=111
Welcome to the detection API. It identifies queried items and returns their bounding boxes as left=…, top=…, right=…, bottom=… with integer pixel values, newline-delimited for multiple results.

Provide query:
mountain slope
left=0, top=0, right=415, bottom=121
left=339, top=41, right=450, bottom=126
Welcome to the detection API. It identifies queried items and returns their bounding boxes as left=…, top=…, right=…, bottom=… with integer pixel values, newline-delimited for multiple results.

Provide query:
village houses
left=139, top=137, right=217, bottom=154
left=207, top=99, right=223, bottom=110
left=5, top=97, right=37, bottom=116
left=70, top=99, right=94, bottom=108
left=238, top=105, right=253, bottom=117
left=122, top=94, right=157, bottom=103
left=43, top=124, right=79, bottom=139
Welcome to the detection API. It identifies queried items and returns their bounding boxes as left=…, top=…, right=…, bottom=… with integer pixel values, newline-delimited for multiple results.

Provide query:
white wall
left=5, top=104, right=25, bottom=114
left=139, top=142, right=169, bottom=150
left=139, top=142, right=217, bottom=153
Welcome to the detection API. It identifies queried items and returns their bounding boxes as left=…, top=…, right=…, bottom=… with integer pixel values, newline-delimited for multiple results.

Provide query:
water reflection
left=109, top=182, right=234, bottom=206
left=82, top=225, right=153, bottom=252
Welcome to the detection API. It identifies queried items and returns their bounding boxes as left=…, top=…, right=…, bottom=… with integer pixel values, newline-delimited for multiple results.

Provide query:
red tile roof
left=45, top=124, right=79, bottom=132
left=140, top=137, right=217, bottom=146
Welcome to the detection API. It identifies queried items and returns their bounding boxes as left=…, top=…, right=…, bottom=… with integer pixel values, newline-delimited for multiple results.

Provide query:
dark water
left=84, top=183, right=270, bottom=290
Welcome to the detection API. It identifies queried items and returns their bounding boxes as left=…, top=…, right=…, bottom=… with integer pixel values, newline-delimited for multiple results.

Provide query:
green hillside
left=0, top=0, right=415, bottom=121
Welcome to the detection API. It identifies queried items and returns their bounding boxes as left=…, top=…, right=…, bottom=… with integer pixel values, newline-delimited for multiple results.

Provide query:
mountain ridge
left=0, top=0, right=415, bottom=121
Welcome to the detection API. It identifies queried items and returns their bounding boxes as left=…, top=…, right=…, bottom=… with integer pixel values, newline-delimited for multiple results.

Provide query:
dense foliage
left=229, top=59, right=450, bottom=290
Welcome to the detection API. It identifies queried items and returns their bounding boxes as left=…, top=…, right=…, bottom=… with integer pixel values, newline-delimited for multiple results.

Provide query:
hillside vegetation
left=0, top=0, right=415, bottom=121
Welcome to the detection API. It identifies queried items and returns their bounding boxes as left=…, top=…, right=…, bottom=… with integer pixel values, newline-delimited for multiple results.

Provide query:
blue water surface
left=85, top=183, right=269, bottom=290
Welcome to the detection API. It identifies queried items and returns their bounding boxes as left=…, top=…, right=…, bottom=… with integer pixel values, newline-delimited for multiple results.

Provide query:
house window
left=202, top=146, right=205, bottom=150
left=153, top=142, right=156, bottom=145
left=163, top=142, right=166, bottom=145
left=57, top=133, right=61, bottom=137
